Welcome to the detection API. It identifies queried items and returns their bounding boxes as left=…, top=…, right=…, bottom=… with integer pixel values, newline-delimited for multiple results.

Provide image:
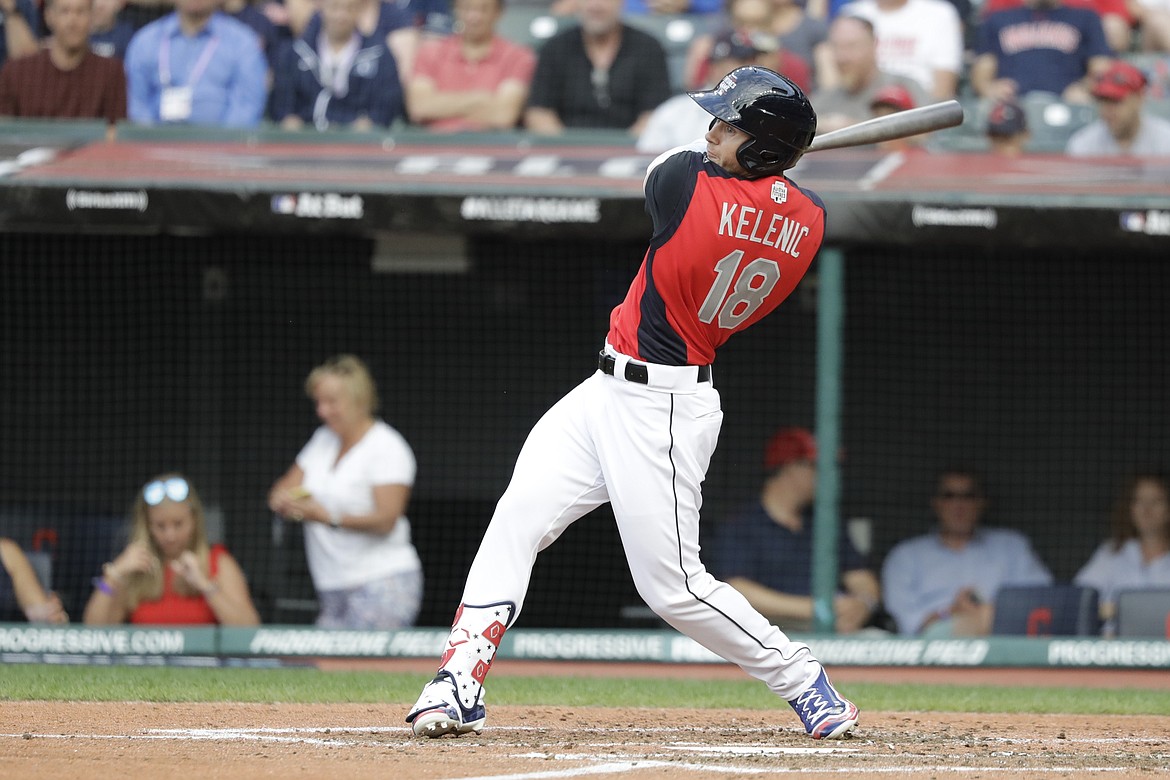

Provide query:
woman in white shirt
left=268, top=354, right=423, bottom=628
left=1075, top=472, right=1170, bottom=636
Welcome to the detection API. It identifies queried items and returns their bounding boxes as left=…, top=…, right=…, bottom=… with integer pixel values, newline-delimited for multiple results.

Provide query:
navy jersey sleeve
left=644, top=151, right=701, bottom=237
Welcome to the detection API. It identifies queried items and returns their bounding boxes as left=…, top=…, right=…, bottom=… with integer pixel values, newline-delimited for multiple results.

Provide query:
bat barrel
left=806, top=100, right=965, bottom=153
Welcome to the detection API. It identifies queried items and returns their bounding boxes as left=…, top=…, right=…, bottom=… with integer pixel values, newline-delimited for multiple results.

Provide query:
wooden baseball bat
left=806, top=100, right=965, bottom=153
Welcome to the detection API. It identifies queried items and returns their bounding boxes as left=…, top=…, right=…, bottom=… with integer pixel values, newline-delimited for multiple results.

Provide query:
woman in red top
left=83, top=474, right=260, bottom=626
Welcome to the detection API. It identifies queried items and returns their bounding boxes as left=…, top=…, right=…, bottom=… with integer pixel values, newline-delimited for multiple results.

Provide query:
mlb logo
left=272, top=194, right=297, bottom=215
left=771, top=181, right=787, bottom=204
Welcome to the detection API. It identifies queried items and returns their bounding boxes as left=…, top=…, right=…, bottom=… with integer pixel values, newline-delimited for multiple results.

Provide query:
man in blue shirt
left=881, top=468, right=1054, bottom=637
left=124, top=0, right=269, bottom=127
left=708, top=428, right=882, bottom=634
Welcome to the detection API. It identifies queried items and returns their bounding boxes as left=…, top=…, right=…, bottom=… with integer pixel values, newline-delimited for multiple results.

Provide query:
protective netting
left=1, top=232, right=1165, bottom=628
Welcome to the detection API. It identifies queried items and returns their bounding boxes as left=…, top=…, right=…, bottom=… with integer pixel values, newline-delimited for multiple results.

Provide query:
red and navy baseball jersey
left=606, top=150, right=826, bottom=366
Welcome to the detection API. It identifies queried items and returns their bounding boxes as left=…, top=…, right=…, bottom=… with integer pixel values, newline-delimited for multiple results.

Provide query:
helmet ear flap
left=735, top=138, right=798, bottom=178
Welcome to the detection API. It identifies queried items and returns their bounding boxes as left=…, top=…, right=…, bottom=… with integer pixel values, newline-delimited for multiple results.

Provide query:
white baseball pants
left=461, top=348, right=820, bottom=700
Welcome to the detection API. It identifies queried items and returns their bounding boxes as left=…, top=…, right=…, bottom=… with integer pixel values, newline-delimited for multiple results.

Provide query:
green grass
left=2, top=664, right=1169, bottom=715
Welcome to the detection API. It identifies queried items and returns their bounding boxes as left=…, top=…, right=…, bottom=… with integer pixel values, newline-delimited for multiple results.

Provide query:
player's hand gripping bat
left=806, top=100, right=965, bottom=153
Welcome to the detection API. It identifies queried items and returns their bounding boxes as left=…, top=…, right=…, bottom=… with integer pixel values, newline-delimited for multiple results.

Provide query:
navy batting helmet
left=688, top=66, right=817, bottom=177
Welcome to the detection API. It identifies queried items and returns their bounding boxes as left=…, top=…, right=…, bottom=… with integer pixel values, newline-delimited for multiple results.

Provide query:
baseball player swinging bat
left=806, top=100, right=965, bottom=152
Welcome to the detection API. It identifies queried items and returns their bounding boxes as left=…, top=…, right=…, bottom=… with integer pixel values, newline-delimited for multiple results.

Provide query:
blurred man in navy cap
left=986, top=98, right=1029, bottom=155
left=1067, top=60, right=1170, bottom=156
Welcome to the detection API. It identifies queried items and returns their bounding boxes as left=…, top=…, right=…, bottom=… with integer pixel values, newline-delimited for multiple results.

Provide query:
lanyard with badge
left=158, top=30, right=219, bottom=122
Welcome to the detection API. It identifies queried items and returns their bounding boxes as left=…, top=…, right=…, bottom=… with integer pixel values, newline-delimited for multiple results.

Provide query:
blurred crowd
left=0, top=0, right=1169, bottom=153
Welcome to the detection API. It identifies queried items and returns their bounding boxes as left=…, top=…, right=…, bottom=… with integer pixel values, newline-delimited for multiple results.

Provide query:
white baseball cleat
left=405, top=672, right=487, bottom=738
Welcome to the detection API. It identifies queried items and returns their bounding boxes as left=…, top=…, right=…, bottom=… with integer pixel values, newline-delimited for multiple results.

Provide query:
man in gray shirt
left=1067, top=60, right=1170, bottom=157
left=811, top=14, right=922, bottom=134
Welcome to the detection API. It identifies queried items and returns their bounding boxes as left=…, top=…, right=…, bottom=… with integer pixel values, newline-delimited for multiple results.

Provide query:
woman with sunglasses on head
left=82, top=474, right=261, bottom=626
left=268, top=354, right=422, bottom=629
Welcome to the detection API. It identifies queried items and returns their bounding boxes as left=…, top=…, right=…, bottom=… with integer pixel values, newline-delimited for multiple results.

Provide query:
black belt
left=598, top=351, right=711, bottom=384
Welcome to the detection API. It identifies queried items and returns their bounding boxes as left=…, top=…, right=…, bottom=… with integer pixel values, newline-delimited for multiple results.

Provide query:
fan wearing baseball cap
left=811, top=15, right=924, bottom=134
left=1066, top=60, right=1170, bottom=156
left=868, top=83, right=924, bottom=151
left=985, top=98, right=1030, bottom=156
left=706, top=427, right=883, bottom=635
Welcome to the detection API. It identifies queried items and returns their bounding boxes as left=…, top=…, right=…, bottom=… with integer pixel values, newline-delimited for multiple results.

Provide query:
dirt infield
left=3, top=700, right=1170, bottom=779
left=4, top=661, right=1169, bottom=778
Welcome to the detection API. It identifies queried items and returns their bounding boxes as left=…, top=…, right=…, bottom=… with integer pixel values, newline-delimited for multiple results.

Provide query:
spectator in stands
left=985, top=96, right=1030, bottom=154
left=971, top=0, right=1112, bottom=105
left=90, top=0, right=135, bottom=60
left=271, top=0, right=404, bottom=130
left=83, top=474, right=261, bottom=626
left=524, top=0, right=673, bottom=135
left=297, top=0, right=429, bottom=79
left=1074, top=472, right=1170, bottom=636
left=811, top=13, right=920, bottom=132
left=223, top=0, right=282, bottom=68
left=869, top=82, right=923, bottom=150
left=543, top=0, right=726, bottom=12
left=638, top=28, right=782, bottom=151
left=0, top=538, right=69, bottom=623
left=124, top=0, right=269, bottom=127
left=624, top=0, right=722, bottom=14
left=0, top=0, right=128, bottom=131
left=981, top=0, right=1132, bottom=54
left=1066, top=59, right=1170, bottom=154
left=268, top=354, right=424, bottom=629
left=838, top=0, right=963, bottom=100
left=0, top=0, right=38, bottom=71
left=287, top=0, right=449, bottom=39
left=684, top=0, right=813, bottom=93
left=772, top=0, right=836, bottom=91
left=405, top=0, right=536, bottom=132
left=708, top=428, right=882, bottom=634
left=881, top=467, right=1054, bottom=637
left=1133, top=0, right=1170, bottom=52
